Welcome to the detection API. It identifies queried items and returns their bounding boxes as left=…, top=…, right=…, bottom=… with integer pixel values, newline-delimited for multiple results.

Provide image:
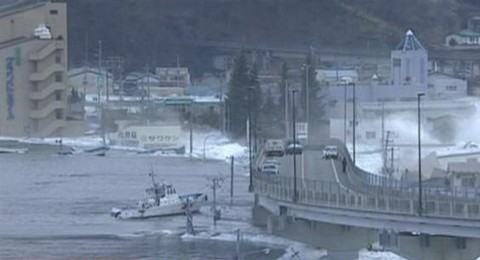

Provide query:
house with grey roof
left=447, top=158, right=480, bottom=188
left=445, top=16, right=480, bottom=49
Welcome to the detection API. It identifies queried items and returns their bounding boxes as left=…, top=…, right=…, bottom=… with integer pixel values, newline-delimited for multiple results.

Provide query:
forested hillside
left=66, top=0, right=479, bottom=72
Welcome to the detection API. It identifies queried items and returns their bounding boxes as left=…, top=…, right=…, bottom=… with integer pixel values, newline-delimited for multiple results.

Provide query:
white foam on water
left=180, top=229, right=326, bottom=259
left=359, top=248, right=406, bottom=260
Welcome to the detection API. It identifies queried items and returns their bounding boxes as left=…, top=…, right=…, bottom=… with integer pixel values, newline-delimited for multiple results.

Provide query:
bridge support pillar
left=252, top=204, right=270, bottom=227
left=387, top=234, right=480, bottom=260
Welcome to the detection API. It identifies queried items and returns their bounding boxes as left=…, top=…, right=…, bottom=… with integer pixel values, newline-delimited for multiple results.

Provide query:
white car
left=264, top=159, right=280, bottom=167
left=323, top=145, right=339, bottom=159
left=261, top=163, right=279, bottom=175
left=285, top=140, right=303, bottom=155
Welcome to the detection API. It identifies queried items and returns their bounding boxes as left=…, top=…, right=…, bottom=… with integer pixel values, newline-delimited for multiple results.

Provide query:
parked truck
left=264, top=139, right=285, bottom=157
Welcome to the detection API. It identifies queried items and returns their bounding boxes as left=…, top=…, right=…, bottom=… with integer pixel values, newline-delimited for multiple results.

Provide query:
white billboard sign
left=296, top=122, right=308, bottom=139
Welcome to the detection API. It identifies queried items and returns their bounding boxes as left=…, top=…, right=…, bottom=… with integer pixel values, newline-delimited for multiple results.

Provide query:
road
left=258, top=139, right=360, bottom=193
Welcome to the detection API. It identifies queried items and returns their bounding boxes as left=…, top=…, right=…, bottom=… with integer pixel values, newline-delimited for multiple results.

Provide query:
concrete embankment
left=0, top=139, right=71, bottom=153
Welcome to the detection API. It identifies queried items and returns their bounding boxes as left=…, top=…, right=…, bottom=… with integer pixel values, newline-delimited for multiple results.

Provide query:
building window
left=366, top=131, right=376, bottom=139
left=50, top=10, right=58, bottom=15
left=55, top=110, right=63, bottom=119
left=393, top=58, right=401, bottom=67
left=446, top=85, right=457, bottom=91
left=55, top=91, right=62, bottom=101
left=55, top=51, right=61, bottom=64
left=55, top=72, right=63, bottom=82
left=461, top=177, right=475, bottom=187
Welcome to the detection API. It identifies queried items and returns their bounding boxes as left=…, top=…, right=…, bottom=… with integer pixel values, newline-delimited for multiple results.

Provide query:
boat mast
left=149, top=168, right=160, bottom=205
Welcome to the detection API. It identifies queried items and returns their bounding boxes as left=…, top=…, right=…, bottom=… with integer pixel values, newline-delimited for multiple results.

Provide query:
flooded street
left=0, top=151, right=283, bottom=259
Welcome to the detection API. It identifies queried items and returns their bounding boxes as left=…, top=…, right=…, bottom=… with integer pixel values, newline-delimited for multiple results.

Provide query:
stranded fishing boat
left=111, top=172, right=207, bottom=219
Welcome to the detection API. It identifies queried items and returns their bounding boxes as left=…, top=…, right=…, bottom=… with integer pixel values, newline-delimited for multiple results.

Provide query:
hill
left=66, top=0, right=479, bottom=73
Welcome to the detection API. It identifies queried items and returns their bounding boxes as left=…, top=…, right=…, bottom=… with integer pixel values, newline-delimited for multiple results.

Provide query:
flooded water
left=0, top=151, right=283, bottom=259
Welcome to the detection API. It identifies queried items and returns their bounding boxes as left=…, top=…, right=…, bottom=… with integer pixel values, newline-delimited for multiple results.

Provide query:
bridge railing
left=253, top=174, right=480, bottom=220
left=326, top=138, right=480, bottom=202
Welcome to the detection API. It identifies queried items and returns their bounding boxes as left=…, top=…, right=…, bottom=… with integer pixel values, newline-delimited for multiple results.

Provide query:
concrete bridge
left=252, top=139, right=480, bottom=260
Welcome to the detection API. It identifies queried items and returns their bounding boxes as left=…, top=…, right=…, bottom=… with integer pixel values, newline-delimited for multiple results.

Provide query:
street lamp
left=292, top=89, right=298, bottom=202
left=189, top=99, right=194, bottom=158
left=342, top=81, right=347, bottom=144
left=417, top=92, right=425, bottom=216
left=248, top=87, right=254, bottom=192
left=284, top=80, right=289, bottom=138
left=352, top=82, right=356, bottom=165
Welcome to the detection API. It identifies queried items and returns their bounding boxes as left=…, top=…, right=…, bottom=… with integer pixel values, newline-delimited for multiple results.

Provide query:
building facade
left=0, top=1, right=70, bottom=137
left=445, top=16, right=480, bottom=49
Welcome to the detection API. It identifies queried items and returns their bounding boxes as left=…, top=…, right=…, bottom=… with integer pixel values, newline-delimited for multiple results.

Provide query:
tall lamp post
left=343, top=81, right=347, bottom=144
left=292, top=89, right=298, bottom=202
left=284, top=80, right=289, bottom=138
left=352, top=82, right=356, bottom=165
left=248, top=87, right=254, bottom=192
left=417, top=92, right=425, bottom=216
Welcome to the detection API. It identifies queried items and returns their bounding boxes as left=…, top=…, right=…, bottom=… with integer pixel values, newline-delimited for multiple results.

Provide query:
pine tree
left=227, top=48, right=252, bottom=138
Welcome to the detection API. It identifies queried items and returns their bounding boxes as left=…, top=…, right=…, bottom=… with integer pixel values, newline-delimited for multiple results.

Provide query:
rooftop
left=395, top=30, right=426, bottom=51
left=448, top=159, right=480, bottom=174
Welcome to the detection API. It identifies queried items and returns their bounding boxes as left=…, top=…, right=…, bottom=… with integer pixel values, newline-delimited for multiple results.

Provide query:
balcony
left=30, top=64, right=64, bottom=82
left=29, top=41, right=64, bottom=61
left=38, top=120, right=66, bottom=138
left=29, top=101, right=66, bottom=119
left=29, top=83, right=64, bottom=100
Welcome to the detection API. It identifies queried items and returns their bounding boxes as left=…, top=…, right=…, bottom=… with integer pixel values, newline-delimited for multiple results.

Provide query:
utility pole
left=145, top=64, right=151, bottom=120
left=381, top=103, right=385, bottom=173
left=390, top=147, right=394, bottom=175
left=292, top=89, right=298, bottom=202
left=97, top=40, right=106, bottom=147
left=105, top=59, right=109, bottom=101
left=384, top=130, right=390, bottom=174
left=417, top=92, right=425, bottom=216
left=140, top=70, right=145, bottom=120
left=352, top=82, right=356, bottom=165
left=219, top=75, right=224, bottom=133
left=97, top=40, right=102, bottom=105
left=189, top=102, right=193, bottom=157
left=343, top=81, right=347, bottom=144
left=248, top=88, right=253, bottom=192
left=284, top=80, right=289, bottom=138
left=230, top=156, right=234, bottom=205
left=209, top=177, right=222, bottom=230
left=185, top=199, right=195, bottom=235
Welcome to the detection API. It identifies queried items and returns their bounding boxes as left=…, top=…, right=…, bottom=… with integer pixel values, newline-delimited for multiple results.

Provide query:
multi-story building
left=0, top=0, right=70, bottom=137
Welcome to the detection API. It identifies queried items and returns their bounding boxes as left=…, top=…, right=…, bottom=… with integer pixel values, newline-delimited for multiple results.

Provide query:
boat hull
left=111, top=193, right=207, bottom=219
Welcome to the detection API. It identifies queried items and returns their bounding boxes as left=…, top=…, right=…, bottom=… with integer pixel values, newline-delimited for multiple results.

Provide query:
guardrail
left=253, top=174, right=480, bottom=220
